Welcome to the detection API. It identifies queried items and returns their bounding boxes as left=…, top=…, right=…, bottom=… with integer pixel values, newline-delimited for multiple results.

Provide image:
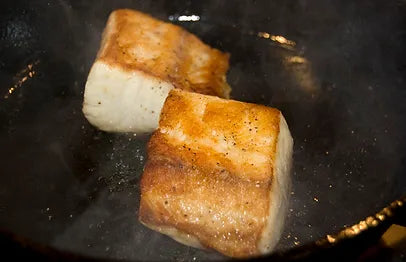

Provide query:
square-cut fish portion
left=139, top=89, right=293, bottom=258
left=83, top=9, right=230, bottom=133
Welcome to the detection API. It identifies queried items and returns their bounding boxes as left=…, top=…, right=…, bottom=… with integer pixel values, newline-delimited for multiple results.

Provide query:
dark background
left=0, top=0, right=405, bottom=261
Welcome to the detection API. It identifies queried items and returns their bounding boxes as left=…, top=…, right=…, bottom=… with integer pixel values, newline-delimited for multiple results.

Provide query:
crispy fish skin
left=139, top=90, right=293, bottom=258
left=82, top=9, right=230, bottom=133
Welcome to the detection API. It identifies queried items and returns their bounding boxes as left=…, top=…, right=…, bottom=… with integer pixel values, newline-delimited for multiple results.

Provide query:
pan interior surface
left=0, top=0, right=405, bottom=260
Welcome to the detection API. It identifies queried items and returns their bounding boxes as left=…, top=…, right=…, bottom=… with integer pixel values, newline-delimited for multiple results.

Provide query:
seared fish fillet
left=83, top=9, right=230, bottom=133
left=139, top=89, right=293, bottom=258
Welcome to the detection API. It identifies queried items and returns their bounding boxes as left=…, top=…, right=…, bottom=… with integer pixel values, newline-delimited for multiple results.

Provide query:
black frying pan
left=0, top=0, right=405, bottom=261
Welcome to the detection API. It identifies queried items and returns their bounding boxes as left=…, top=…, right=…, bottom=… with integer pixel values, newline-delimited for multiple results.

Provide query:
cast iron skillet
left=0, top=0, right=405, bottom=261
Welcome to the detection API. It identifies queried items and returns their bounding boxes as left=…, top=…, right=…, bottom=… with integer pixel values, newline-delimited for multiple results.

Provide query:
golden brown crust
left=140, top=160, right=269, bottom=257
left=139, top=90, right=283, bottom=257
left=97, top=9, right=230, bottom=98
left=157, top=90, right=280, bottom=182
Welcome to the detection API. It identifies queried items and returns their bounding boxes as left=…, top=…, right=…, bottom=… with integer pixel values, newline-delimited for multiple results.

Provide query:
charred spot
left=164, top=201, right=168, bottom=205
left=98, top=101, right=101, bottom=105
